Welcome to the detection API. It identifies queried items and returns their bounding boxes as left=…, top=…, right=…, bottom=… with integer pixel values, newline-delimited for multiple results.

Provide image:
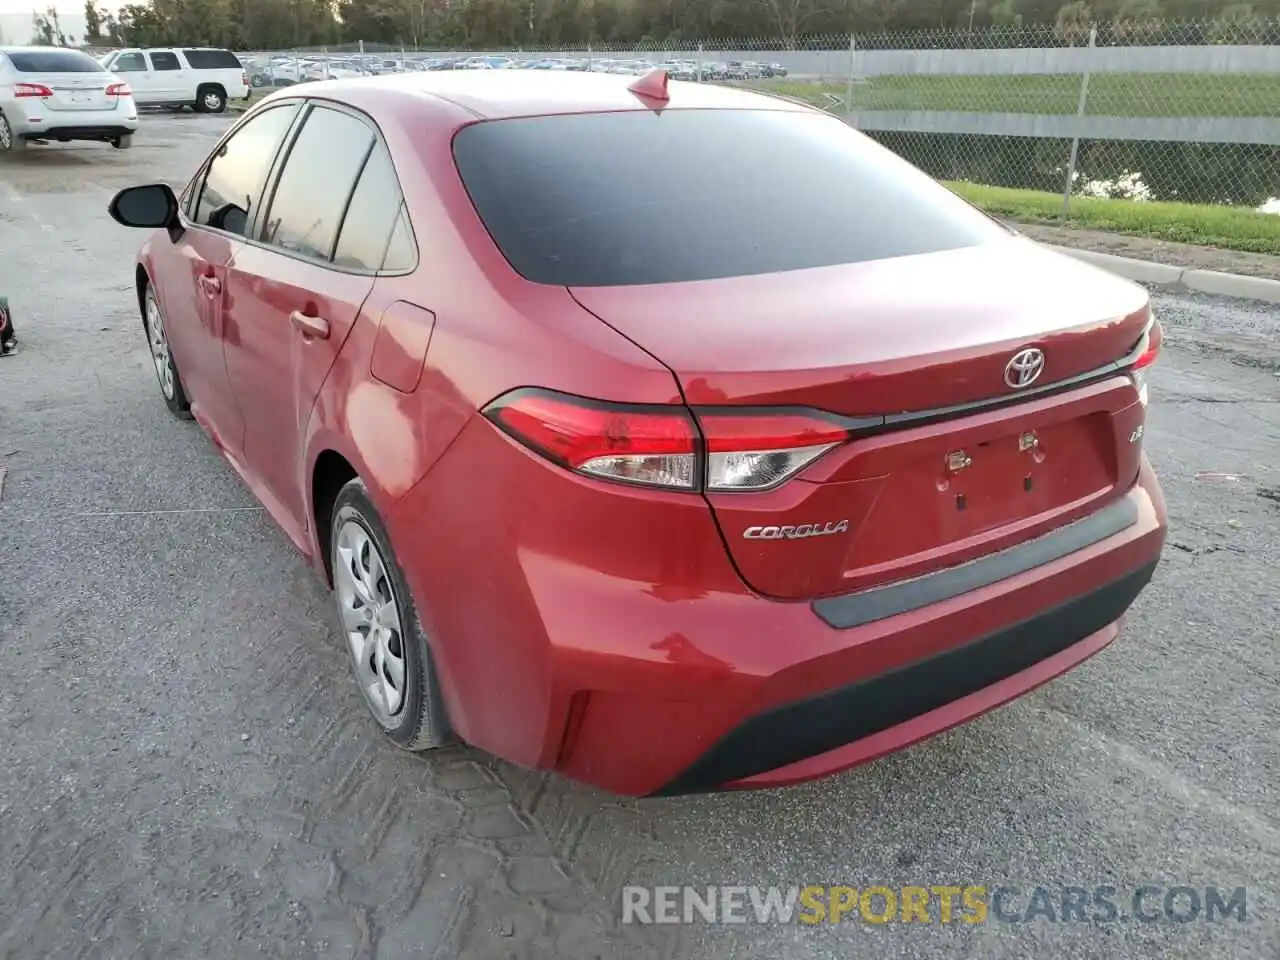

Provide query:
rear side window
left=261, top=106, right=375, bottom=262
left=6, top=50, right=105, bottom=73
left=382, top=208, right=416, bottom=273
left=332, top=143, right=415, bottom=272
left=195, top=104, right=300, bottom=235
left=182, top=49, right=243, bottom=69
left=149, top=51, right=181, bottom=71
left=452, top=109, right=1010, bottom=287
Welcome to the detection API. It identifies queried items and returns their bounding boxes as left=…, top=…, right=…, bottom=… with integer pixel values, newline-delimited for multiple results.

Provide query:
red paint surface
left=133, top=73, right=1167, bottom=796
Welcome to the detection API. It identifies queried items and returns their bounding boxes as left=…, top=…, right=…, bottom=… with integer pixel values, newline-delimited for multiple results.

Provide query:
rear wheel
left=112, top=134, right=133, bottom=150
left=330, top=479, right=452, bottom=752
left=196, top=85, right=227, bottom=114
left=0, top=113, right=26, bottom=152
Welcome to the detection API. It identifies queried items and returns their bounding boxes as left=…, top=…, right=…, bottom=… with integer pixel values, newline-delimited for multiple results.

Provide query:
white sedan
left=0, top=45, right=138, bottom=152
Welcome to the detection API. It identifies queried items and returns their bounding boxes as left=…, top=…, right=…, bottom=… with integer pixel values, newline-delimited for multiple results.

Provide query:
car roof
left=299, top=69, right=816, bottom=121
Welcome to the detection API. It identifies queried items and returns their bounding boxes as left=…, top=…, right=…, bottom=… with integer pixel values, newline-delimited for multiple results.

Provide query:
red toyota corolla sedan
left=107, top=69, right=1166, bottom=797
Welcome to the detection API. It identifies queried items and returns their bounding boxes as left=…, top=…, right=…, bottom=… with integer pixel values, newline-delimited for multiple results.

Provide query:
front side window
left=194, top=104, right=300, bottom=236
left=112, top=52, right=148, bottom=73
left=260, top=106, right=375, bottom=263
left=452, top=109, right=1011, bottom=287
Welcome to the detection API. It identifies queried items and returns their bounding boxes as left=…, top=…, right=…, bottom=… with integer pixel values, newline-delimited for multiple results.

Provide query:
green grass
left=946, top=181, right=1280, bottom=255
left=745, top=73, right=1280, bottom=117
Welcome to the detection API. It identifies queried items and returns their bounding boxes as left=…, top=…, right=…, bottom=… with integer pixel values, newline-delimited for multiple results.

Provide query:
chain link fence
left=232, top=18, right=1280, bottom=217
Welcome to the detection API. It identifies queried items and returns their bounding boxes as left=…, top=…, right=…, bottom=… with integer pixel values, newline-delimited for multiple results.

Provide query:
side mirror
left=108, top=183, right=183, bottom=240
left=208, top=201, right=248, bottom=236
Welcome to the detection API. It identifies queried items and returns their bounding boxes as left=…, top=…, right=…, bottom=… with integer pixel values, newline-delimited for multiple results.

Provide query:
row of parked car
left=241, top=52, right=790, bottom=87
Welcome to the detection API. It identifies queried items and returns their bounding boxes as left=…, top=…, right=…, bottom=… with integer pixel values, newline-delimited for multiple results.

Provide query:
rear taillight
left=106, top=82, right=131, bottom=97
left=13, top=82, right=53, bottom=98
left=242, top=72, right=250, bottom=87
left=699, top=412, right=847, bottom=491
left=1128, top=315, right=1162, bottom=406
left=483, top=389, right=849, bottom=493
left=485, top=390, right=698, bottom=490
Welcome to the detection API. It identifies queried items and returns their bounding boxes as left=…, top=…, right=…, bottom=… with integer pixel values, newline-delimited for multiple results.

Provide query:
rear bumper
left=393, top=413, right=1166, bottom=796
left=20, top=124, right=137, bottom=142
left=657, top=559, right=1154, bottom=795
left=8, top=100, right=138, bottom=139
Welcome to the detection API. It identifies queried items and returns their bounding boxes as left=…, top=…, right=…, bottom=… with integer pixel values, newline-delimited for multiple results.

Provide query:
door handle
left=198, top=274, right=221, bottom=295
left=290, top=310, right=330, bottom=340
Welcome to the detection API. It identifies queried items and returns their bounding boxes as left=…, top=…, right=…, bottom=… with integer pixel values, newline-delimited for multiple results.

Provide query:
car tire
left=112, top=134, right=133, bottom=150
left=0, top=113, right=27, bottom=153
left=196, top=85, right=227, bottom=114
left=141, top=282, right=193, bottom=419
left=330, top=478, right=452, bottom=753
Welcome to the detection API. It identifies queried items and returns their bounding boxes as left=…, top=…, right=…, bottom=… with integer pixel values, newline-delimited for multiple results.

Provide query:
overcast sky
left=0, top=6, right=95, bottom=43
left=0, top=1, right=107, bottom=10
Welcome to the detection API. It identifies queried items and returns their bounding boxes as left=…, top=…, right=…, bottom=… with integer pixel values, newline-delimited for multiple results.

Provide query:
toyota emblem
left=1004, top=347, right=1045, bottom=389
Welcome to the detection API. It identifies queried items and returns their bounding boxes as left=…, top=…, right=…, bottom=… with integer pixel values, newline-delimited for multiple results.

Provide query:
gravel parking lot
left=1, top=115, right=1277, bottom=960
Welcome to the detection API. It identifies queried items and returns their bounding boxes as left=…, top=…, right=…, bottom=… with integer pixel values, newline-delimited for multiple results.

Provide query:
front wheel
left=141, top=284, right=192, bottom=419
left=331, top=479, right=452, bottom=752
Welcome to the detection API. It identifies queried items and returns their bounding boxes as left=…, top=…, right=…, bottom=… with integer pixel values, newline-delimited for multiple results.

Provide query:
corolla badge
left=743, top=520, right=850, bottom=540
left=1004, top=347, right=1045, bottom=389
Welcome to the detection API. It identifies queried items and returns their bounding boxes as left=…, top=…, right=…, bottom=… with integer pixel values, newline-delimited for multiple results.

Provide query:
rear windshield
left=6, top=50, right=105, bottom=73
left=452, top=109, right=1009, bottom=287
left=182, top=49, right=243, bottom=69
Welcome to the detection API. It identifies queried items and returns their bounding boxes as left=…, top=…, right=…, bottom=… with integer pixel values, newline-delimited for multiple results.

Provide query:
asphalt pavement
left=0, top=114, right=1277, bottom=960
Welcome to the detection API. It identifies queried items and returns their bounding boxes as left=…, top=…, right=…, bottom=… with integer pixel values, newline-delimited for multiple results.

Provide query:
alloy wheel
left=0, top=116, right=12, bottom=151
left=334, top=519, right=408, bottom=727
left=145, top=292, right=175, bottom=400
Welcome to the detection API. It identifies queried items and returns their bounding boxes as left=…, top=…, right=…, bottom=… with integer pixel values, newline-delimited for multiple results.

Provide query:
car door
left=107, top=50, right=153, bottom=103
left=167, top=101, right=304, bottom=455
left=145, top=49, right=185, bottom=102
left=221, top=102, right=394, bottom=529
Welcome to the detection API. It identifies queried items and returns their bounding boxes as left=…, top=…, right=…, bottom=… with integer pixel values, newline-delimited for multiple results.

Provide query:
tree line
left=30, top=0, right=1275, bottom=51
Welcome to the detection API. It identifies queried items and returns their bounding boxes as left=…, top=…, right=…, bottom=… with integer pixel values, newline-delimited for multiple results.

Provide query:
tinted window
left=332, top=144, right=411, bottom=272
left=382, top=207, right=416, bottom=273
left=261, top=107, right=374, bottom=262
left=112, top=52, right=147, bottom=72
left=452, top=110, right=1010, bottom=287
left=8, top=50, right=106, bottom=73
left=182, top=49, right=244, bottom=69
left=195, top=104, right=300, bottom=236
left=149, top=51, right=181, bottom=71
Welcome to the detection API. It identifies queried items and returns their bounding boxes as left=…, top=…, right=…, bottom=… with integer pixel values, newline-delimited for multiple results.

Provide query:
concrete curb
left=1046, top=245, right=1280, bottom=306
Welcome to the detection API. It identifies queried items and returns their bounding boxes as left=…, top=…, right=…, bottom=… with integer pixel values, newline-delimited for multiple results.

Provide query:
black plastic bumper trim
left=652, top=560, right=1157, bottom=796
left=812, top=497, right=1138, bottom=630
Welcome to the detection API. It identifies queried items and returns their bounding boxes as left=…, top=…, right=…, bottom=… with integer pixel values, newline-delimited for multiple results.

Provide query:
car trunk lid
left=38, top=72, right=118, bottom=112
left=569, top=238, right=1154, bottom=600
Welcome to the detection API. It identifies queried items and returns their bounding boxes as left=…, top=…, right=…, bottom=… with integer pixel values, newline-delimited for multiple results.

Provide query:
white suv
left=0, top=46, right=139, bottom=152
left=99, top=47, right=249, bottom=113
